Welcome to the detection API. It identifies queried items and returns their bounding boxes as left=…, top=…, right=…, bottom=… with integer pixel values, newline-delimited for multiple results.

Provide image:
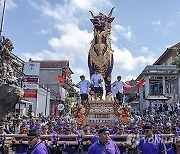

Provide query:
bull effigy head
left=89, top=7, right=115, bottom=31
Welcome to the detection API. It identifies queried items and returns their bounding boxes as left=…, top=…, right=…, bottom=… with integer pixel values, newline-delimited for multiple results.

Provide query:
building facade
left=35, top=60, right=73, bottom=116
left=136, top=42, right=180, bottom=114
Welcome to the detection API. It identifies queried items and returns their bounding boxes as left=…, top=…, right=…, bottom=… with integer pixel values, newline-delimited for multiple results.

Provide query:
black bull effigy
left=88, top=7, right=115, bottom=95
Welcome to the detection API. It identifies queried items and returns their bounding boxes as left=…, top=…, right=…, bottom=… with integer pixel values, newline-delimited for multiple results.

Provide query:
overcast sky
left=1, top=0, right=180, bottom=84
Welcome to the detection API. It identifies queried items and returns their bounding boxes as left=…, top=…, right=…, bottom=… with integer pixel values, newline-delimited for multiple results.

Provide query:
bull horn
left=89, top=11, right=94, bottom=18
left=108, top=7, right=115, bottom=17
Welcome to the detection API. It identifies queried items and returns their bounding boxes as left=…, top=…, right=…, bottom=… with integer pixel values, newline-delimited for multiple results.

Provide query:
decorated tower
left=72, top=8, right=133, bottom=127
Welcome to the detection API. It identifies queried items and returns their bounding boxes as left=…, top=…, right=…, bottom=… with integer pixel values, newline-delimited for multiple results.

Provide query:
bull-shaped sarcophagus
left=88, top=7, right=115, bottom=95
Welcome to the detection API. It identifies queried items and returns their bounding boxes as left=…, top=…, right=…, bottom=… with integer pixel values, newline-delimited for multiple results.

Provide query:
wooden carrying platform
left=85, top=99, right=120, bottom=126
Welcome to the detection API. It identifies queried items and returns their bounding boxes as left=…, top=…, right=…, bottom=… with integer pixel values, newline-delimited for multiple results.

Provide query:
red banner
left=123, top=86, right=131, bottom=91
left=137, top=79, right=146, bottom=88
left=23, top=89, right=37, bottom=98
left=65, top=72, right=71, bottom=79
left=57, top=75, right=65, bottom=83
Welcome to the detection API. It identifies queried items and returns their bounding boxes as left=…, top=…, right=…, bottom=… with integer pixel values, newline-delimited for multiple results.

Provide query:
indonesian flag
left=137, top=79, right=146, bottom=88
left=57, top=75, right=65, bottom=83
left=65, top=72, right=71, bottom=79
left=125, top=81, right=130, bottom=85
left=123, top=81, right=131, bottom=91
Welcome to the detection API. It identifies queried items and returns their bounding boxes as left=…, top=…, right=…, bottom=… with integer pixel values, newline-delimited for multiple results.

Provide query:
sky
left=1, top=0, right=180, bottom=84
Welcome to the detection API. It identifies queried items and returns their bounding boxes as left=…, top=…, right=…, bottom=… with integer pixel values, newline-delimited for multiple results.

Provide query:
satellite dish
left=57, top=104, right=64, bottom=111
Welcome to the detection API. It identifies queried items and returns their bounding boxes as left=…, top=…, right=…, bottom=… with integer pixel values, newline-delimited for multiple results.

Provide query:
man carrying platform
left=88, top=127, right=120, bottom=154
left=27, top=128, right=49, bottom=154
left=137, top=124, right=166, bottom=154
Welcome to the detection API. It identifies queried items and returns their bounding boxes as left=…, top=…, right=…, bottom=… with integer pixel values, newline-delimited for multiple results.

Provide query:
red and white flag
left=65, top=72, right=71, bottom=79
left=136, top=79, right=146, bottom=88
left=123, top=81, right=131, bottom=91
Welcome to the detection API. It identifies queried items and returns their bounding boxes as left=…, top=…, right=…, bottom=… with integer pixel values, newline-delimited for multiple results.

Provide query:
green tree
left=172, top=47, right=180, bottom=73
left=68, top=87, right=79, bottom=97
left=127, top=92, right=139, bottom=103
left=64, top=97, right=76, bottom=113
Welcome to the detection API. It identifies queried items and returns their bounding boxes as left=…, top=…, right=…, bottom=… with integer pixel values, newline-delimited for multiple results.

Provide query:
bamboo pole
left=4, top=134, right=174, bottom=138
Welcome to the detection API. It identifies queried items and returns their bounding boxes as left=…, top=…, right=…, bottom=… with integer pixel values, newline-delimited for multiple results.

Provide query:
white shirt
left=90, top=73, right=104, bottom=87
left=111, top=80, right=130, bottom=93
left=111, top=86, right=116, bottom=97
left=77, top=80, right=91, bottom=94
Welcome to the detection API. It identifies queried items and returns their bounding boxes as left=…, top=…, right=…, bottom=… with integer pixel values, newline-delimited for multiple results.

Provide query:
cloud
left=72, top=67, right=87, bottom=76
left=112, top=45, right=156, bottom=71
left=113, top=25, right=125, bottom=31
left=48, top=24, right=93, bottom=63
left=123, top=31, right=132, bottom=40
left=22, top=22, right=93, bottom=63
left=70, top=66, right=90, bottom=84
left=72, top=0, right=113, bottom=12
left=23, top=0, right=115, bottom=65
left=23, top=0, right=156, bottom=81
left=37, top=29, right=49, bottom=35
left=141, top=47, right=148, bottom=52
left=112, top=24, right=132, bottom=40
left=151, top=20, right=161, bottom=26
left=166, top=21, right=175, bottom=27
left=0, top=0, right=17, bottom=9
left=28, top=0, right=113, bottom=24
left=125, top=75, right=137, bottom=81
left=22, top=51, right=46, bottom=61
left=111, top=34, right=118, bottom=42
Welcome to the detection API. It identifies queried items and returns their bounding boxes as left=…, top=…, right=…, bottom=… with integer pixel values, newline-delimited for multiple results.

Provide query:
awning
left=145, top=95, right=171, bottom=100
left=19, top=99, right=33, bottom=104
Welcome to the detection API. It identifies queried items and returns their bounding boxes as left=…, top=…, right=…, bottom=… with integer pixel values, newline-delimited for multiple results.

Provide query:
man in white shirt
left=76, top=75, right=91, bottom=103
left=111, top=76, right=131, bottom=104
left=90, top=69, right=104, bottom=99
left=111, top=84, right=116, bottom=100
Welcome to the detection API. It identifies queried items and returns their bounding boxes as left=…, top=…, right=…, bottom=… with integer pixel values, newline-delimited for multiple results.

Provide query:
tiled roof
left=168, top=42, right=180, bottom=49
left=34, top=60, right=70, bottom=68
left=33, top=60, right=74, bottom=74
left=154, top=42, right=180, bottom=65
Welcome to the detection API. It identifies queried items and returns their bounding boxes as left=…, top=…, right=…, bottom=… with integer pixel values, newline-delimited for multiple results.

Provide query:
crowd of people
left=0, top=72, right=179, bottom=153
left=0, top=106, right=179, bottom=154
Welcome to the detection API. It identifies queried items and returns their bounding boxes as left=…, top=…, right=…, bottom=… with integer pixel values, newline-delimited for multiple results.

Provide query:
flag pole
left=0, top=0, right=6, bottom=37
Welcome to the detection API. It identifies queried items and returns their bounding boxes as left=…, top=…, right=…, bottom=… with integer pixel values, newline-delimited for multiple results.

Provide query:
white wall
left=37, top=87, right=50, bottom=117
